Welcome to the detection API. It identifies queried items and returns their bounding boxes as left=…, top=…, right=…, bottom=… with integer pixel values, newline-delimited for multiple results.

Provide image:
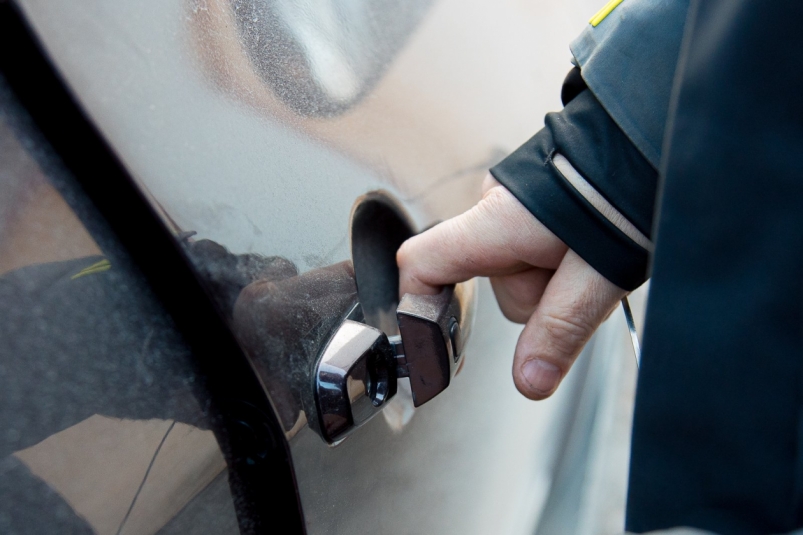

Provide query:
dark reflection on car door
left=0, top=82, right=241, bottom=534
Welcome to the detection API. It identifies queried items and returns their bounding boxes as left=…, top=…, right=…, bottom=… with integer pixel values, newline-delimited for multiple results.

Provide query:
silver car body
left=6, top=0, right=641, bottom=532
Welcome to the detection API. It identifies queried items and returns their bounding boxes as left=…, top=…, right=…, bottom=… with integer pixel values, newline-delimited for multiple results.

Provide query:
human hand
left=397, top=175, right=626, bottom=400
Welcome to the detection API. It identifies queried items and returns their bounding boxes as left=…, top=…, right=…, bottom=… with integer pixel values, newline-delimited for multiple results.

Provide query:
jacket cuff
left=489, top=127, right=649, bottom=291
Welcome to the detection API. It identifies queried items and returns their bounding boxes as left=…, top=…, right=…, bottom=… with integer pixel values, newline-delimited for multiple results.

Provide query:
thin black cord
left=115, top=420, right=176, bottom=535
left=621, top=297, right=641, bottom=368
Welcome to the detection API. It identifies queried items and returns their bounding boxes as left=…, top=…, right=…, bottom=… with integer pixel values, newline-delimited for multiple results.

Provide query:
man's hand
left=397, top=175, right=626, bottom=400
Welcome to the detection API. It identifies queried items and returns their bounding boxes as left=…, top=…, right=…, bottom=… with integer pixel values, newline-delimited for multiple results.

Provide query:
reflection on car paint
left=232, top=260, right=359, bottom=438
left=14, top=416, right=226, bottom=535
left=192, top=0, right=433, bottom=116
left=0, top=111, right=239, bottom=534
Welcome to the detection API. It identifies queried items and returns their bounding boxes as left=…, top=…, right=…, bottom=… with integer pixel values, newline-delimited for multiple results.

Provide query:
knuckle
left=539, top=308, right=595, bottom=357
left=479, top=186, right=512, bottom=214
left=480, top=187, right=557, bottom=260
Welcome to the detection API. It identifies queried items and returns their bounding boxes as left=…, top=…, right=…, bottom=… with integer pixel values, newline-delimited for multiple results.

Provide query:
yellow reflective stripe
left=589, top=0, right=624, bottom=27
left=70, top=258, right=111, bottom=280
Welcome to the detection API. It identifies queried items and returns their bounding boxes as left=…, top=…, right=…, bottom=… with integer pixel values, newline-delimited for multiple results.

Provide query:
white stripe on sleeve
left=552, top=153, right=654, bottom=252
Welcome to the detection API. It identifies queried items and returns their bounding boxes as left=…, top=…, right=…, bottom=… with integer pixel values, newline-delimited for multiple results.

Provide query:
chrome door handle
left=315, top=319, right=397, bottom=444
left=314, top=281, right=475, bottom=444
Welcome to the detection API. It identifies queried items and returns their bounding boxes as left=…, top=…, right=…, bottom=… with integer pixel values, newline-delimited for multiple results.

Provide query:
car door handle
left=314, top=281, right=475, bottom=444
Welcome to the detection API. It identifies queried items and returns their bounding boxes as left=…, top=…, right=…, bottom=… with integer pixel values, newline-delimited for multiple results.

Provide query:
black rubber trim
left=0, top=3, right=306, bottom=534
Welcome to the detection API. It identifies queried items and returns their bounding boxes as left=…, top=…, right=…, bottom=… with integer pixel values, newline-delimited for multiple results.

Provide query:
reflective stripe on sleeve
left=553, top=153, right=654, bottom=251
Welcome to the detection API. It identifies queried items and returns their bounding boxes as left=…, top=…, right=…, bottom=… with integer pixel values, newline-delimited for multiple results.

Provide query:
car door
left=1, top=0, right=640, bottom=533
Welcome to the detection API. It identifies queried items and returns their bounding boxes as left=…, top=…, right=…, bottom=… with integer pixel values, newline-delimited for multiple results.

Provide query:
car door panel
left=6, top=0, right=631, bottom=532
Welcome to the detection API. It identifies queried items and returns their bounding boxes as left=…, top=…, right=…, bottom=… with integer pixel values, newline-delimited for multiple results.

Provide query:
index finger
left=396, top=183, right=566, bottom=295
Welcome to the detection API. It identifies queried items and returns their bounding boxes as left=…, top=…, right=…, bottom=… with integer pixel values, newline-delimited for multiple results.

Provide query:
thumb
left=512, top=250, right=626, bottom=400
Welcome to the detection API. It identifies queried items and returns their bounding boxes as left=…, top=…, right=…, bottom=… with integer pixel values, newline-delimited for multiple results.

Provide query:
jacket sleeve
left=490, top=70, right=656, bottom=291
left=488, top=0, right=690, bottom=291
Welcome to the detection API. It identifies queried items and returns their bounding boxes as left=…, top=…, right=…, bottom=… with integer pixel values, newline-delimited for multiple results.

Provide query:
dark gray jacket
left=492, top=0, right=803, bottom=532
left=491, top=0, right=688, bottom=291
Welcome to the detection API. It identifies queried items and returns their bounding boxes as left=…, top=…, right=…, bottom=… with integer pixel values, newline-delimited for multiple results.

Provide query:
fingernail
left=522, top=359, right=561, bottom=395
